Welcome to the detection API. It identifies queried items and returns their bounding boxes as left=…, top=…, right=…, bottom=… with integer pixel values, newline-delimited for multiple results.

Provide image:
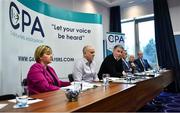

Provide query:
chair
left=0, top=94, right=16, bottom=101
left=68, top=74, right=74, bottom=82
left=21, top=78, right=28, bottom=95
left=21, top=78, right=27, bottom=86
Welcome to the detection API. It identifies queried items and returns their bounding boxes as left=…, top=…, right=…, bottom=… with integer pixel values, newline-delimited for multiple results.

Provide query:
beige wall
left=121, top=0, right=180, bottom=35
left=41, top=0, right=109, bottom=39
left=169, top=0, right=180, bottom=34
left=121, top=1, right=153, bottom=20
left=0, top=0, right=3, bottom=94
left=88, top=0, right=179, bottom=34
left=41, top=0, right=180, bottom=36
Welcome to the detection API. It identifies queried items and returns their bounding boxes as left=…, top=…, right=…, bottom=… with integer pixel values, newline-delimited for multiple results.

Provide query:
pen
left=28, top=98, right=36, bottom=100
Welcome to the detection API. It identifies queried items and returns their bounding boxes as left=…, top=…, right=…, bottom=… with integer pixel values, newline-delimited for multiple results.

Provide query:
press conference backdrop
left=175, top=34, right=180, bottom=64
left=0, top=0, right=103, bottom=95
left=106, top=32, right=125, bottom=56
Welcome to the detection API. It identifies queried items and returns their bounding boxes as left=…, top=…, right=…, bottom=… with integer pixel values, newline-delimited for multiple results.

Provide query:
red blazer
left=27, top=63, right=70, bottom=95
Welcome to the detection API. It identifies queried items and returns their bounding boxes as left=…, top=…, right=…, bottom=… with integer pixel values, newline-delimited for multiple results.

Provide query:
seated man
left=27, top=45, right=70, bottom=95
left=98, top=45, right=124, bottom=80
left=121, top=50, right=132, bottom=72
left=134, top=51, right=152, bottom=72
left=128, top=55, right=138, bottom=73
left=72, top=45, right=98, bottom=82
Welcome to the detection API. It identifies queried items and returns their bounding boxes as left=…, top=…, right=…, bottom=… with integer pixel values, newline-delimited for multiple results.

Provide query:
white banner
left=106, top=32, right=125, bottom=56
left=1, top=0, right=103, bottom=94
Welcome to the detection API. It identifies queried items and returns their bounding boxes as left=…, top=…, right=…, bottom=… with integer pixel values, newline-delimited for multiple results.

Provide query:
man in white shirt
left=72, top=45, right=98, bottom=82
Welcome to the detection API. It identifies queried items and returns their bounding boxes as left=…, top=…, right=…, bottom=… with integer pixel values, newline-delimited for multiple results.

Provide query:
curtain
left=110, top=6, right=121, bottom=32
left=153, top=0, right=180, bottom=92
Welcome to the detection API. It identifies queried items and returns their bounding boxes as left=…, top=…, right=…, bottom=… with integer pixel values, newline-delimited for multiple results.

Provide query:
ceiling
left=92, top=0, right=153, bottom=8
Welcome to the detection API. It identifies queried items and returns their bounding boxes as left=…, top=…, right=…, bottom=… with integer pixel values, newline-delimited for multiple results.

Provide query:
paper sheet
left=0, top=104, right=8, bottom=109
left=61, top=81, right=101, bottom=91
left=8, top=98, right=43, bottom=104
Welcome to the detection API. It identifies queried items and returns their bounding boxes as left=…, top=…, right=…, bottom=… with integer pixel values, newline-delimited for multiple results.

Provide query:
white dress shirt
left=72, top=58, right=98, bottom=82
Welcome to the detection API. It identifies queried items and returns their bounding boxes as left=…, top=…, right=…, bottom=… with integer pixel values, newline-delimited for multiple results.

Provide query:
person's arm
left=134, top=60, right=141, bottom=72
left=58, top=80, right=71, bottom=87
left=72, top=61, right=83, bottom=81
left=118, top=59, right=124, bottom=76
left=93, top=73, right=99, bottom=81
left=145, top=59, right=152, bottom=70
left=98, top=60, right=107, bottom=80
left=28, top=65, right=60, bottom=93
left=49, top=67, right=70, bottom=87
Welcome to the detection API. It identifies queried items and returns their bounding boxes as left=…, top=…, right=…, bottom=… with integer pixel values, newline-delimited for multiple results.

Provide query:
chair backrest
left=21, top=78, right=27, bottom=86
left=0, top=94, right=16, bottom=101
left=21, top=78, right=28, bottom=95
left=68, top=74, right=74, bottom=82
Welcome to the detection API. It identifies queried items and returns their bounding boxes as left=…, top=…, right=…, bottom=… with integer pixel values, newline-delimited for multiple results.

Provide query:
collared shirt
left=73, top=58, right=98, bottom=82
left=113, top=56, right=121, bottom=61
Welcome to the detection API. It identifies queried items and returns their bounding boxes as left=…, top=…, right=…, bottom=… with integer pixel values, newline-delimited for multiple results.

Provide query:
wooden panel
left=0, top=84, right=135, bottom=112
left=161, top=70, right=174, bottom=87
left=135, top=70, right=174, bottom=110
left=75, top=83, right=136, bottom=112
left=135, top=76, right=163, bottom=110
left=0, top=70, right=173, bottom=112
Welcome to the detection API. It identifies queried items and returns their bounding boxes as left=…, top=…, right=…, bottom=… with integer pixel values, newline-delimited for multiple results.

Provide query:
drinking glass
left=126, top=72, right=133, bottom=83
left=15, top=86, right=29, bottom=108
left=73, top=81, right=82, bottom=92
left=102, top=74, right=110, bottom=86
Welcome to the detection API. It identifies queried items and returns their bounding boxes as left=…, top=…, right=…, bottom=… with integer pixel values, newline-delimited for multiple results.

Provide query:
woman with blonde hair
left=27, top=45, right=70, bottom=95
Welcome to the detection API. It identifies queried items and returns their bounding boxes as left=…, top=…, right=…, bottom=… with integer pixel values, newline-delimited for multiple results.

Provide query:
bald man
left=128, top=55, right=138, bottom=73
left=134, top=51, right=152, bottom=72
left=72, top=45, right=98, bottom=82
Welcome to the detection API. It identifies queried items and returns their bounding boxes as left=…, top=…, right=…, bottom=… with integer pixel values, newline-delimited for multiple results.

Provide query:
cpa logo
left=9, top=2, right=45, bottom=37
left=108, top=34, right=124, bottom=43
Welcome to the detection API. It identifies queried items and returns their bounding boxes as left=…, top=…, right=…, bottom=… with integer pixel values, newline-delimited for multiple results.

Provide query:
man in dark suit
left=122, top=50, right=131, bottom=72
left=98, top=45, right=124, bottom=80
left=134, top=51, right=152, bottom=72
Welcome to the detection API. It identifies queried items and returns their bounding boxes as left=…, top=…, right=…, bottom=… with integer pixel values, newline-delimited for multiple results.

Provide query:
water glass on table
left=14, top=86, right=29, bottom=108
left=126, top=72, right=133, bottom=83
left=73, top=81, right=82, bottom=92
left=102, top=74, right=110, bottom=86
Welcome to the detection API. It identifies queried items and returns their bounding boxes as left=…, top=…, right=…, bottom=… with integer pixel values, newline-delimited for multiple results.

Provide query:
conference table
left=0, top=70, right=173, bottom=112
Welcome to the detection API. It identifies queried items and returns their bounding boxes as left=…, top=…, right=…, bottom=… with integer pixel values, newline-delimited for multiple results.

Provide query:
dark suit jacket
left=134, top=58, right=152, bottom=72
left=98, top=54, right=123, bottom=80
left=122, top=59, right=131, bottom=72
